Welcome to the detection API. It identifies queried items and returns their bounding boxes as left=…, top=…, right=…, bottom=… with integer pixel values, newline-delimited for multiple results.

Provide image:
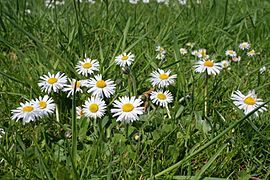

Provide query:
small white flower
left=239, top=42, right=251, bottom=50
left=231, top=56, right=241, bottom=62
left=150, top=69, right=177, bottom=88
left=62, top=79, right=88, bottom=98
left=111, top=96, right=144, bottom=123
left=225, top=50, right=237, bottom=57
left=76, top=58, right=99, bottom=76
left=197, top=49, right=207, bottom=59
left=186, top=42, right=195, bottom=48
left=179, top=48, right=188, bottom=55
left=259, top=66, right=266, bottom=74
left=221, top=60, right=230, bottom=69
left=231, top=90, right=267, bottom=116
left=142, top=0, right=150, bottom=3
left=87, top=74, right=116, bottom=98
left=83, top=97, right=107, bottom=119
left=115, top=52, right=135, bottom=67
left=11, top=101, right=41, bottom=123
left=38, top=72, right=67, bottom=94
left=76, top=106, right=85, bottom=119
left=178, top=0, right=187, bottom=5
left=247, top=49, right=256, bottom=57
left=150, top=90, right=173, bottom=107
left=34, top=95, right=55, bottom=116
left=129, top=0, right=139, bottom=4
left=194, top=59, right=222, bottom=75
left=0, top=128, right=5, bottom=139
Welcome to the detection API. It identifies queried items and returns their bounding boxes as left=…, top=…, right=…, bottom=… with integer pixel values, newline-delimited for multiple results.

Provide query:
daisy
left=150, top=90, right=173, bottom=107
left=0, top=128, right=5, bottom=139
left=76, top=106, right=85, bottom=119
left=197, top=49, right=208, bottom=59
left=38, top=72, right=67, bottom=94
left=231, top=56, right=241, bottom=62
left=259, top=66, right=266, bottom=74
left=221, top=60, right=230, bottom=69
left=231, top=90, right=267, bottom=116
left=239, top=42, right=250, bottom=50
left=225, top=50, right=237, bottom=57
left=179, top=48, right=188, bottom=55
left=87, top=74, right=116, bottom=98
left=33, top=95, right=55, bottom=116
left=142, top=0, right=150, bottom=3
left=62, top=79, right=88, bottom=98
left=186, top=42, right=195, bottom=48
left=76, top=58, right=99, bottom=76
left=83, top=97, right=106, bottom=119
left=247, top=49, right=256, bottom=57
left=111, top=96, right=144, bottom=123
left=115, top=52, right=135, bottom=67
left=193, top=59, right=222, bottom=75
left=150, top=69, right=177, bottom=88
left=11, top=101, right=41, bottom=123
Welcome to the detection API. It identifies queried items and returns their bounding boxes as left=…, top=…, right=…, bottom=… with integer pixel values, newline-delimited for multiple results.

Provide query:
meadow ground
left=0, top=0, right=270, bottom=179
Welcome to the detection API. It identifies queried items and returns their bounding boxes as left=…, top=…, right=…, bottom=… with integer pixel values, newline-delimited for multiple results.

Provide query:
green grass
left=1, top=0, right=270, bottom=179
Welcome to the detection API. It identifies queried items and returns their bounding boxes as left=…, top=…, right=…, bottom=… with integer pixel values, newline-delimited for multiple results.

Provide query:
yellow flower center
left=121, top=56, right=129, bottom=61
left=89, top=104, right=99, bottom=113
left=204, top=60, right=214, bottom=67
left=47, top=77, right=58, bottom=85
left=159, top=73, right=169, bottom=80
left=82, top=62, right=92, bottom=69
left=96, top=80, right=106, bottom=88
left=22, top=106, right=34, bottom=112
left=244, top=96, right=256, bottom=105
left=72, top=81, right=81, bottom=89
left=38, top=101, right=47, bottom=109
left=157, top=93, right=167, bottom=100
left=228, top=51, right=234, bottom=54
left=122, top=103, right=134, bottom=112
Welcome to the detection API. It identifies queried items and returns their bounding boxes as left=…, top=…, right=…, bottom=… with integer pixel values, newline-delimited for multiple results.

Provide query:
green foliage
left=1, top=0, right=270, bottom=179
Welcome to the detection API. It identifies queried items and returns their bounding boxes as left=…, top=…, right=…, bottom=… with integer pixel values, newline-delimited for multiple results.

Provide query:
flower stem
left=204, top=72, right=208, bottom=118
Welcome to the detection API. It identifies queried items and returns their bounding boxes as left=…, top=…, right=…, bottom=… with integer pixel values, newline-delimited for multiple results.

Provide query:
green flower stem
left=71, top=81, right=78, bottom=175
left=153, top=100, right=270, bottom=178
left=204, top=72, right=208, bottom=118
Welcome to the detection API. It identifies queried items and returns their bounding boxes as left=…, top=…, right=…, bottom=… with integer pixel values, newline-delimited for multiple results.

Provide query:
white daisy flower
left=150, top=69, right=177, bottom=88
left=194, top=59, right=222, bottom=75
left=197, top=49, right=208, bottom=59
left=231, top=90, right=267, bottom=116
left=0, top=128, right=5, bottom=139
left=76, top=106, right=85, bottom=119
left=225, top=50, right=237, bottom=57
left=231, top=56, right=241, bottom=62
left=87, top=74, right=116, bottom=98
left=186, top=42, right=195, bottom=48
left=179, top=0, right=187, bottom=5
left=34, top=95, right=55, bottom=116
left=111, top=96, right=144, bottom=123
left=259, top=66, right=266, bottom=74
left=221, top=60, right=230, bottom=69
left=11, top=101, right=41, bottom=123
left=83, top=97, right=106, bottom=119
left=142, top=0, right=150, bottom=3
left=129, top=0, right=139, bottom=4
left=179, top=48, right=188, bottom=55
left=38, top=72, right=67, bottom=94
left=115, top=52, right=135, bottom=67
left=62, top=79, right=88, bottom=98
left=76, top=58, right=99, bottom=76
left=150, top=90, right=173, bottom=107
left=239, top=42, right=251, bottom=50
left=247, top=49, right=256, bottom=57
